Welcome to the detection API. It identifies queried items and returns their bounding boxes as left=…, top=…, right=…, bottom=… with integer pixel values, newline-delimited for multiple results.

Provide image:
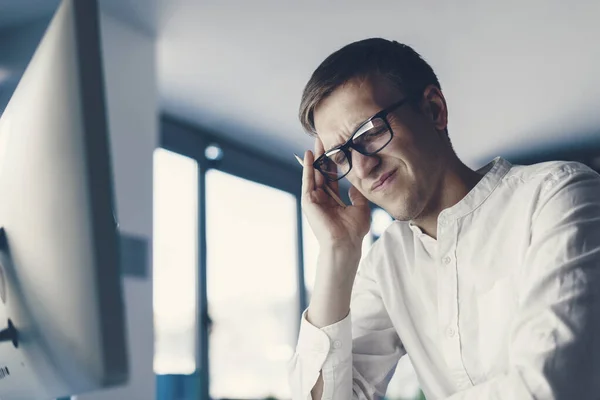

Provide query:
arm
left=288, top=246, right=405, bottom=400
left=307, top=244, right=361, bottom=400
left=290, top=143, right=402, bottom=400
left=446, top=164, right=600, bottom=399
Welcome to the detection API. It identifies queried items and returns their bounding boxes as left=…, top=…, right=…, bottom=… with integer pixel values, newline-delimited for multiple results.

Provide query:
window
left=153, top=148, right=199, bottom=375
left=371, top=207, right=394, bottom=238
left=158, top=117, right=424, bottom=400
left=205, top=169, right=298, bottom=399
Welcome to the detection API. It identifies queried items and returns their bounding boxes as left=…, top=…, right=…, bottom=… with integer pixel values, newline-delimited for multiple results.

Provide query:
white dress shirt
left=288, top=156, right=600, bottom=400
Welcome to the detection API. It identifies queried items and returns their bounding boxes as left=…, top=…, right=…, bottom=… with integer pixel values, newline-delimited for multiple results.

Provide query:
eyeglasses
left=313, top=98, right=409, bottom=182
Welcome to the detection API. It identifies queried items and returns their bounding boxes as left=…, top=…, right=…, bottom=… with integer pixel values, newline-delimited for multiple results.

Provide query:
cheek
left=377, top=137, right=409, bottom=162
left=346, top=175, right=372, bottom=198
left=345, top=174, right=361, bottom=189
left=387, top=123, right=437, bottom=163
left=387, top=120, right=417, bottom=149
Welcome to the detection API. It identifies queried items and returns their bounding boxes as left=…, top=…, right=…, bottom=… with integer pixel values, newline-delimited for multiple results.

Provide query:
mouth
left=371, top=169, right=397, bottom=192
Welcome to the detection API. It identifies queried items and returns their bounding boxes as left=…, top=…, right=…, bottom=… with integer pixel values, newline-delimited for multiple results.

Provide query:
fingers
left=301, top=150, right=315, bottom=198
left=313, top=138, right=325, bottom=189
left=314, top=137, right=342, bottom=196
left=348, top=184, right=369, bottom=207
left=328, top=167, right=340, bottom=196
left=305, top=137, right=345, bottom=206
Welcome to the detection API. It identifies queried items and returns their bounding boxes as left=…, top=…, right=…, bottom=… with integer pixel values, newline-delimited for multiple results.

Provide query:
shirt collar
left=408, top=156, right=512, bottom=233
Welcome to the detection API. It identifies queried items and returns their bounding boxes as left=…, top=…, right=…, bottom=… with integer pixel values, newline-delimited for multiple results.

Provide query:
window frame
left=159, top=115, right=309, bottom=400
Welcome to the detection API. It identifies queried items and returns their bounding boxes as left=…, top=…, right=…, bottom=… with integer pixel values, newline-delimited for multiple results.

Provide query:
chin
left=374, top=203, right=404, bottom=221
left=390, top=212, right=411, bottom=222
left=385, top=198, right=420, bottom=222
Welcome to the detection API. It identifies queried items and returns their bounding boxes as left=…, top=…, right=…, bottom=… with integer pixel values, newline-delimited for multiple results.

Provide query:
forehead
left=313, top=77, right=403, bottom=149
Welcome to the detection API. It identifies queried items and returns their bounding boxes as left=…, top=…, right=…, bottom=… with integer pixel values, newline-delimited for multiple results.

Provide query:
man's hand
left=301, top=137, right=371, bottom=250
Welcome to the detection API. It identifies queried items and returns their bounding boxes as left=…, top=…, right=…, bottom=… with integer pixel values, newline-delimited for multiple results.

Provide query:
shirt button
left=443, top=256, right=451, bottom=264
left=333, top=340, right=342, bottom=349
left=446, top=327, right=456, bottom=338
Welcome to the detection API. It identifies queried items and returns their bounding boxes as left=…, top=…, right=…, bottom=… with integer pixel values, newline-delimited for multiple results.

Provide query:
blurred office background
left=1, top=1, right=600, bottom=399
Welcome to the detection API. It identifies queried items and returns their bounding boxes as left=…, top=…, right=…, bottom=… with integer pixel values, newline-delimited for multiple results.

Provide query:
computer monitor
left=0, top=0, right=129, bottom=398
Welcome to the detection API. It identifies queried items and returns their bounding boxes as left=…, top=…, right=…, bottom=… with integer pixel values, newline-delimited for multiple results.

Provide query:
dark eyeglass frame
left=313, top=97, right=410, bottom=182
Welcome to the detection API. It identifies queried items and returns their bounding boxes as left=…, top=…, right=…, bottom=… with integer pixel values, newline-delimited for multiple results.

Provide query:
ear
left=421, top=85, right=448, bottom=131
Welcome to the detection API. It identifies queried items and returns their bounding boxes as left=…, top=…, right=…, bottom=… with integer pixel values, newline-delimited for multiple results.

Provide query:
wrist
left=320, top=239, right=363, bottom=255
left=315, top=247, right=360, bottom=287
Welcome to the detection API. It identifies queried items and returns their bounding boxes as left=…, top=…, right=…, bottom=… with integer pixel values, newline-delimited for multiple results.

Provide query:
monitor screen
left=0, top=0, right=129, bottom=398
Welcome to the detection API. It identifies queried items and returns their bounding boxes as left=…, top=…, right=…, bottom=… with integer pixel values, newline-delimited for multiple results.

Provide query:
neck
left=411, top=156, right=483, bottom=239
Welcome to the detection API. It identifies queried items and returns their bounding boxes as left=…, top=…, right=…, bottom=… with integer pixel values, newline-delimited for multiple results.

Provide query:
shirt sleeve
left=288, top=256, right=405, bottom=400
left=445, top=163, right=600, bottom=400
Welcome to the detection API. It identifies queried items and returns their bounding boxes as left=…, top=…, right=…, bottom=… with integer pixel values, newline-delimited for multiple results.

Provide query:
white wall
left=76, top=10, right=157, bottom=400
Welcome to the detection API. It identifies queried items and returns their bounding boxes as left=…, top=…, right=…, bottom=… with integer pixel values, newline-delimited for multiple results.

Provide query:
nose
left=350, top=150, right=380, bottom=180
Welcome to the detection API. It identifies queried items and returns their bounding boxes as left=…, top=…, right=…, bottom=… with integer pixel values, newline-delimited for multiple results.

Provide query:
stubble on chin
left=387, top=183, right=423, bottom=222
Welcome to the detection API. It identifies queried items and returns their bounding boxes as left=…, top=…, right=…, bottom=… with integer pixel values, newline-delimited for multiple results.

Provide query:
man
left=288, top=38, right=600, bottom=399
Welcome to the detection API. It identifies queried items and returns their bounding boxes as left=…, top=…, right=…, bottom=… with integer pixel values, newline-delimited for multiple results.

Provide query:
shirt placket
left=437, top=215, right=473, bottom=391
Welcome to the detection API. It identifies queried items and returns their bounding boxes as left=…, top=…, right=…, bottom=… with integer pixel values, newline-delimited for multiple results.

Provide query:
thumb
left=348, top=184, right=368, bottom=207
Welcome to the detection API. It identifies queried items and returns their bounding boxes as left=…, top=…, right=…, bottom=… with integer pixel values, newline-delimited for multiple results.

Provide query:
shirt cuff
left=292, top=309, right=353, bottom=400
left=296, top=308, right=353, bottom=362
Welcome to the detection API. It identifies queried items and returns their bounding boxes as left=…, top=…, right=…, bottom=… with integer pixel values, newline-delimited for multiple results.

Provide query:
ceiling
left=2, top=0, right=600, bottom=169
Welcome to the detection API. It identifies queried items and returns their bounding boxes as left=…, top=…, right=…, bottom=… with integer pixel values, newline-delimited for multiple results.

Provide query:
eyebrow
left=325, top=117, right=371, bottom=153
left=325, top=117, right=374, bottom=153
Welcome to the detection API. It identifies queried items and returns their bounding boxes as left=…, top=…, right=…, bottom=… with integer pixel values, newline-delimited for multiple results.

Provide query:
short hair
left=299, top=38, right=443, bottom=136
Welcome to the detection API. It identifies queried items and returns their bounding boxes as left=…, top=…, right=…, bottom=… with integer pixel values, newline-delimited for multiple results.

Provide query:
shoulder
left=504, top=159, right=598, bottom=188
left=360, top=221, right=413, bottom=267
left=519, top=161, right=600, bottom=231
left=496, top=159, right=600, bottom=227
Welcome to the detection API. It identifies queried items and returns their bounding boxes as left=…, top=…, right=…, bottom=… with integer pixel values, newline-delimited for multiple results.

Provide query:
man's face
left=312, top=76, right=449, bottom=221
